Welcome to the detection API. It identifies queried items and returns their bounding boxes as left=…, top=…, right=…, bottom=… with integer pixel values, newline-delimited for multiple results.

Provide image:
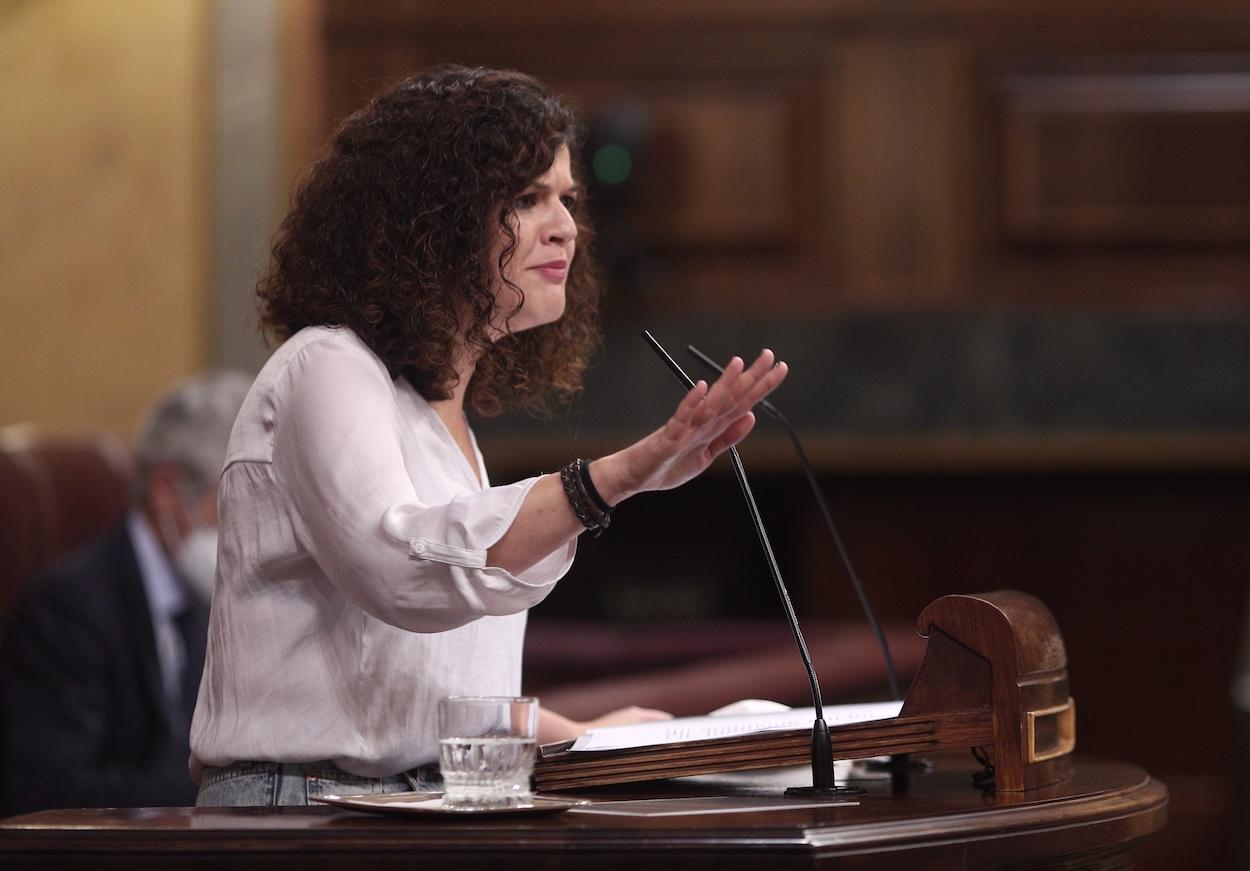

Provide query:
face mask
left=175, top=526, right=219, bottom=603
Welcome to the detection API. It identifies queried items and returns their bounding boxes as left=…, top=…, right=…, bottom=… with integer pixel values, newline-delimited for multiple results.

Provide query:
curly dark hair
left=257, top=65, right=600, bottom=417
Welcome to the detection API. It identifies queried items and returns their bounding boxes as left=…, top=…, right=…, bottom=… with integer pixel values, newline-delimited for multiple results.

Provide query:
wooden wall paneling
left=324, top=0, right=1250, bottom=35
left=485, top=40, right=827, bottom=313
left=813, top=48, right=845, bottom=306
left=320, top=36, right=379, bottom=142
left=637, top=88, right=800, bottom=248
left=616, top=77, right=822, bottom=314
left=837, top=39, right=921, bottom=306
left=575, top=77, right=823, bottom=314
left=913, top=40, right=977, bottom=303
left=318, top=32, right=425, bottom=144
left=319, top=1, right=1250, bottom=312
left=835, top=38, right=977, bottom=307
left=280, top=0, right=327, bottom=183
left=994, top=60, right=1250, bottom=244
left=554, top=77, right=810, bottom=250
left=973, top=53, right=1250, bottom=307
left=317, top=22, right=836, bottom=314
left=792, top=472, right=1250, bottom=780
left=0, top=0, right=213, bottom=435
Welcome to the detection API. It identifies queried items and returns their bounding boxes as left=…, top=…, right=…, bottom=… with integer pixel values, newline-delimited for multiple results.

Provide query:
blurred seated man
left=0, top=371, right=249, bottom=815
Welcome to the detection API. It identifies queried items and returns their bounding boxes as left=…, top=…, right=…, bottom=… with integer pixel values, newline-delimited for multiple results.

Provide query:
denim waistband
left=197, top=759, right=442, bottom=807
left=202, top=759, right=432, bottom=781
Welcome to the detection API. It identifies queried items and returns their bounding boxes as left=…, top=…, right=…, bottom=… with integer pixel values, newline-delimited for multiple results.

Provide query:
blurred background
left=2, top=1, right=1249, bottom=865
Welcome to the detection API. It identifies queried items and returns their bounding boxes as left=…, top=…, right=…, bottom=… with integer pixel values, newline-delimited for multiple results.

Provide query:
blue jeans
left=195, top=760, right=443, bottom=807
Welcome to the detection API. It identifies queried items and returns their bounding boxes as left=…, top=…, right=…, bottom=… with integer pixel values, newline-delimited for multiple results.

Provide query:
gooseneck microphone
left=642, top=329, right=855, bottom=796
left=686, top=344, right=900, bottom=701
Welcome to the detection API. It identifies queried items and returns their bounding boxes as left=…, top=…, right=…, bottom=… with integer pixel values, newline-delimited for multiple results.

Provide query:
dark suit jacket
left=0, top=523, right=208, bottom=815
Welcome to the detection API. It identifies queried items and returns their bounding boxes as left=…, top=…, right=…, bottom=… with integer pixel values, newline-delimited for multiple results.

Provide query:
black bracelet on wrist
left=559, top=459, right=610, bottom=537
left=577, top=459, right=613, bottom=517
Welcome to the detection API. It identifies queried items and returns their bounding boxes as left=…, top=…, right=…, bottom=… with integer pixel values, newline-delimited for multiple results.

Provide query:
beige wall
left=0, top=0, right=212, bottom=437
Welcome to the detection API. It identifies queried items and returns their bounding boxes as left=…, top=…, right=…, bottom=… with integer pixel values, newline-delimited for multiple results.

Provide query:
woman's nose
left=545, top=203, right=578, bottom=244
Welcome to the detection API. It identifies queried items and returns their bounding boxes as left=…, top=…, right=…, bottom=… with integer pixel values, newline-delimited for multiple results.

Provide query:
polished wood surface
left=536, top=592, right=1074, bottom=793
left=0, top=754, right=1167, bottom=869
left=320, top=0, right=1250, bottom=313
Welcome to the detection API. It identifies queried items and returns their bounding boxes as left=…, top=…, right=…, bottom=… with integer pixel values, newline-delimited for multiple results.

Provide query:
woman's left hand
left=594, top=349, right=788, bottom=504
left=486, top=349, right=788, bottom=577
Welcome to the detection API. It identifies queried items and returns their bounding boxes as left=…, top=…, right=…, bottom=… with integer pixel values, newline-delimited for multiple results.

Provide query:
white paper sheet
left=569, top=700, right=903, bottom=752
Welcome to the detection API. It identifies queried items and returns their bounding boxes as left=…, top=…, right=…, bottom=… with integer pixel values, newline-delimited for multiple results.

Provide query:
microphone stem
left=643, top=329, right=835, bottom=791
left=726, top=445, right=824, bottom=720
left=686, top=343, right=900, bottom=702
left=774, top=414, right=901, bottom=701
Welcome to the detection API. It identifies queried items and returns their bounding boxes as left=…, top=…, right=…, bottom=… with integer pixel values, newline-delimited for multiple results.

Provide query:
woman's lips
left=531, top=260, right=568, bottom=282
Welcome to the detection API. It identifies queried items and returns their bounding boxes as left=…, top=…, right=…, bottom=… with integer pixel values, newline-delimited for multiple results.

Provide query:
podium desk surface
left=0, top=753, right=1166, bottom=870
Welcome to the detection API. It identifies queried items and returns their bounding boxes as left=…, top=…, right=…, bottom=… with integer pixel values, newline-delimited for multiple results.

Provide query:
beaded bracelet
left=559, top=458, right=611, bottom=536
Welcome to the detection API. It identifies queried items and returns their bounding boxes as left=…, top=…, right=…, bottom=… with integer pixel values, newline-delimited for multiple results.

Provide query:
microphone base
left=784, top=784, right=866, bottom=797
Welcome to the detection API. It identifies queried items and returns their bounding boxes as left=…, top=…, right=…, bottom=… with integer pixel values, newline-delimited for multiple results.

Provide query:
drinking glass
left=437, top=696, right=538, bottom=808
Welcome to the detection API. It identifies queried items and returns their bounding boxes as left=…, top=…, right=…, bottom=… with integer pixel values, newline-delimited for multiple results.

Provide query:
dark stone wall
left=476, top=313, right=1250, bottom=440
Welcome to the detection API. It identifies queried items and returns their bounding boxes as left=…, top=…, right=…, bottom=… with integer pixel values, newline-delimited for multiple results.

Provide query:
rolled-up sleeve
left=271, top=339, right=574, bottom=632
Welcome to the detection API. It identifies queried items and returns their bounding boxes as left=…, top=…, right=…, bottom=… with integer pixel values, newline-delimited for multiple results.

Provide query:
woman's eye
left=560, top=194, right=579, bottom=212
left=514, top=193, right=538, bottom=210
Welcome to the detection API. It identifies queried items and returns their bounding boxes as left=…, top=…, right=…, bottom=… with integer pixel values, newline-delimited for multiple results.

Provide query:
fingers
left=733, top=358, right=787, bottom=417
left=587, top=706, right=675, bottom=730
left=691, top=356, right=744, bottom=426
left=671, top=379, right=709, bottom=427
left=741, top=348, right=776, bottom=383
left=643, top=350, right=790, bottom=495
left=631, top=707, right=674, bottom=723
left=668, top=349, right=787, bottom=449
left=659, top=379, right=710, bottom=453
left=614, top=705, right=673, bottom=723
left=707, top=411, right=756, bottom=456
left=699, top=349, right=784, bottom=428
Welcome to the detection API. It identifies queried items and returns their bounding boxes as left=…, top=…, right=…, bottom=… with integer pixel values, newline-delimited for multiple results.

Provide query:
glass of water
left=437, top=696, right=538, bottom=808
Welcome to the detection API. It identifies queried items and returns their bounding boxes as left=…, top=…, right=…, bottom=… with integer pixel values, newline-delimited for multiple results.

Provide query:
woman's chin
left=509, top=298, right=567, bottom=335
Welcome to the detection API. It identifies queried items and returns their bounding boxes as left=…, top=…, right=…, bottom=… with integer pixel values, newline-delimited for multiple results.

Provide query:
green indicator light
left=593, top=144, right=633, bottom=185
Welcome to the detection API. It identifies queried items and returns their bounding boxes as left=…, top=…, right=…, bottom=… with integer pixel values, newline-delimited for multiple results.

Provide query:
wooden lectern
left=0, top=591, right=1168, bottom=870
left=536, top=590, right=1077, bottom=792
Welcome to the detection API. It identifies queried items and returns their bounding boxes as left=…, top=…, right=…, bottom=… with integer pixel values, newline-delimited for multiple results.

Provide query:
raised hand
left=596, top=349, right=789, bottom=502
left=486, top=349, right=789, bottom=575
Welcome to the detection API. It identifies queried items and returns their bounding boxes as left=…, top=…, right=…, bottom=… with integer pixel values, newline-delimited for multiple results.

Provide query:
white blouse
left=189, top=326, right=576, bottom=777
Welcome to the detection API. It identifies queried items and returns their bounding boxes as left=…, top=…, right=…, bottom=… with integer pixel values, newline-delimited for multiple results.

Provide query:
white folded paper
left=569, top=700, right=903, bottom=752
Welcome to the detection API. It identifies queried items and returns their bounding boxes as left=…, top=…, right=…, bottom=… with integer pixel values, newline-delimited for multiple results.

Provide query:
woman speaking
left=191, top=65, right=786, bottom=806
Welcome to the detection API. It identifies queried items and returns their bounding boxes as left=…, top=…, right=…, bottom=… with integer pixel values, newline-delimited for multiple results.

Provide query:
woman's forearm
left=537, top=706, right=583, bottom=743
left=485, top=453, right=630, bottom=576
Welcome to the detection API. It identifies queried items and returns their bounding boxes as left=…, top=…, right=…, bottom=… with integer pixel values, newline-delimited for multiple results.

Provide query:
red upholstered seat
left=0, top=427, right=132, bottom=621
